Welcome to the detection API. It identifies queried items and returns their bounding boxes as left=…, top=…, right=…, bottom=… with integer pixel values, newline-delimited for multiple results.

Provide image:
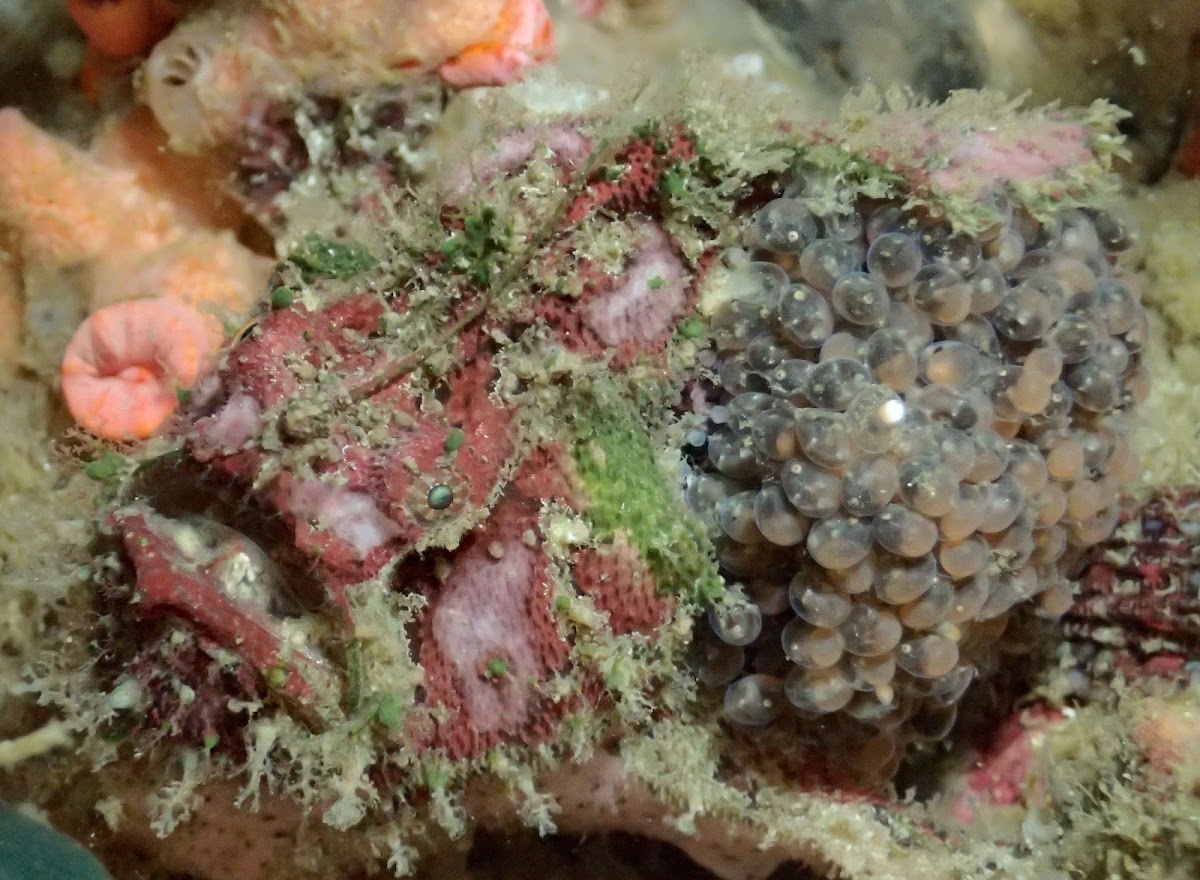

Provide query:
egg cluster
left=687, top=180, right=1146, bottom=774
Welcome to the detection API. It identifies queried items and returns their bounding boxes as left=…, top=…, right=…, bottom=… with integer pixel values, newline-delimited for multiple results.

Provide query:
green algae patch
left=84, top=451, right=126, bottom=482
left=568, top=397, right=722, bottom=606
left=287, top=233, right=378, bottom=282
left=439, top=205, right=510, bottom=286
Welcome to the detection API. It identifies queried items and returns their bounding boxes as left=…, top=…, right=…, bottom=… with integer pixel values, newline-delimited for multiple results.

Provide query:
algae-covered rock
left=11, top=86, right=1148, bottom=879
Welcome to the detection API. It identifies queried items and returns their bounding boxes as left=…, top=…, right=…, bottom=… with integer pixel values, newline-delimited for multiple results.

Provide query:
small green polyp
left=427, top=484, right=454, bottom=511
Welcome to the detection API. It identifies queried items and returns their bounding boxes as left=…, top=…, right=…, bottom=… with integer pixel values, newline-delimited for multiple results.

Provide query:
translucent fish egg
left=1065, top=479, right=1103, bottom=521
left=1035, top=483, right=1068, bottom=525
left=778, top=282, right=835, bottom=348
left=938, top=535, right=989, bottom=579
left=718, top=359, right=767, bottom=395
left=846, top=387, right=907, bottom=455
left=1070, top=505, right=1119, bottom=545
left=968, top=261, right=1009, bottom=314
left=781, top=618, right=845, bottom=668
left=784, top=666, right=854, bottom=714
left=1079, top=430, right=1115, bottom=471
left=695, top=635, right=745, bottom=687
left=822, top=211, right=864, bottom=242
left=750, top=406, right=799, bottom=461
left=832, top=557, right=876, bottom=595
left=804, top=358, right=873, bottom=411
left=927, top=664, right=977, bottom=706
left=866, top=328, right=919, bottom=391
left=789, top=576, right=854, bottom=627
left=986, top=228, right=1025, bottom=273
left=1032, top=524, right=1067, bottom=566
left=1057, top=209, right=1100, bottom=260
left=887, top=302, right=934, bottom=351
left=1015, top=209, right=1061, bottom=249
left=1005, top=439, right=1049, bottom=494
left=724, top=673, right=784, bottom=725
left=990, top=284, right=1059, bottom=341
left=832, top=271, right=891, bottom=325
left=744, top=333, right=790, bottom=371
left=839, top=604, right=903, bottom=656
left=899, top=578, right=954, bottom=629
left=919, top=340, right=980, bottom=388
left=939, top=484, right=987, bottom=541
left=866, top=205, right=919, bottom=242
left=1005, top=366, right=1054, bottom=416
left=895, top=634, right=959, bottom=678
left=753, top=482, right=810, bottom=546
left=1091, top=277, right=1138, bottom=335
left=897, top=458, right=959, bottom=518
left=846, top=653, right=896, bottom=691
left=907, top=385, right=991, bottom=435
left=708, top=598, right=763, bottom=646
left=820, top=332, right=862, bottom=362
left=1090, top=208, right=1137, bottom=253
left=1090, top=337, right=1130, bottom=375
left=1045, top=313, right=1100, bottom=364
left=685, top=471, right=736, bottom=516
left=807, top=516, right=874, bottom=569
left=923, top=229, right=982, bottom=275
left=1066, top=362, right=1120, bottom=412
left=1037, top=578, right=1074, bottom=618
left=754, top=198, right=819, bottom=253
left=1026, top=346, right=1065, bottom=381
left=717, top=491, right=764, bottom=543
left=1126, top=309, right=1150, bottom=353
left=875, top=502, right=939, bottom=559
left=799, top=238, right=862, bottom=291
left=1106, top=433, right=1141, bottom=482
left=979, top=475, right=1024, bottom=533
left=966, top=430, right=1010, bottom=484
left=991, top=522, right=1034, bottom=568
left=1010, top=249, right=1061, bottom=285
left=866, top=232, right=923, bottom=287
left=978, top=568, right=1037, bottom=620
left=782, top=458, right=843, bottom=518
left=946, top=573, right=989, bottom=623
left=712, top=261, right=790, bottom=348
left=706, top=428, right=758, bottom=480
left=926, top=424, right=979, bottom=479
left=726, top=392, right=774, bottom=425
left=873, top=552, right=938, bottom=604
left=946, top=313, right=1001, bottom=359
left=908, top=264, right=971, bottom=326
left=794, top=409, right=855, bottom=468
left=1035, top=382, right=1075, bottom=429
left=767, top=359, right=812, bottom=400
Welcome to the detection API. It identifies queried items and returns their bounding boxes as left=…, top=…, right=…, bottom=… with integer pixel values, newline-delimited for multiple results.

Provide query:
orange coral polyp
left=61, top=297, right=221, bottom=441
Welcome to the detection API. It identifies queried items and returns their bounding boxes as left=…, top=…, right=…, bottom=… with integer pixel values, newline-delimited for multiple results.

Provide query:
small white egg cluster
left=687, top=182, right=1146, bottom=776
